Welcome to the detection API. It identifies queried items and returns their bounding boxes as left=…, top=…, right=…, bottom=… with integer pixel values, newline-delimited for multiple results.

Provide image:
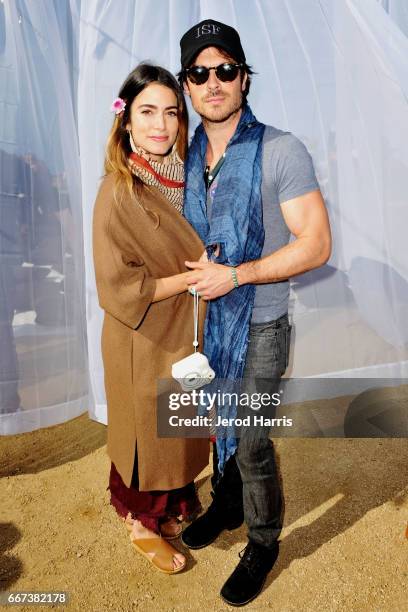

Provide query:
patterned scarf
left=128, top=148, right=184, bottom=213
left=184, top=104, right=265, bottom=476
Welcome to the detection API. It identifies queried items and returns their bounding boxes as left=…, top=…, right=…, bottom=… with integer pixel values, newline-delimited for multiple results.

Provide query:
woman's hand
left=152, top=270, right=201, bottom=302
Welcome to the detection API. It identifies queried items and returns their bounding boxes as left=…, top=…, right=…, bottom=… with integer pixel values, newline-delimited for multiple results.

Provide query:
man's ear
left=183, top=81, right=191, bottom=97
left=241, top=71, right=248, bottom=92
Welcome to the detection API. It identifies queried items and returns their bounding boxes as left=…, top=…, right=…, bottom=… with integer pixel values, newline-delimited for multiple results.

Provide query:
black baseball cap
left=180, top=19, right=246, bottom=69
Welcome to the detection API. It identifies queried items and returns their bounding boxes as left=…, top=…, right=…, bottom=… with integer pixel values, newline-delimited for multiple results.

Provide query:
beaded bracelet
left=231, top=267, right=239, bottom=289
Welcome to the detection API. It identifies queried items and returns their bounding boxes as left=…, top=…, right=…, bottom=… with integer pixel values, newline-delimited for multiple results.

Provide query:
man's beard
left=199, top=93, right=243, bottom=124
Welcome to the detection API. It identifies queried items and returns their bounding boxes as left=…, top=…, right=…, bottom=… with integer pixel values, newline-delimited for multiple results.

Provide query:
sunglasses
left=184, top=62, right=244, bottom=85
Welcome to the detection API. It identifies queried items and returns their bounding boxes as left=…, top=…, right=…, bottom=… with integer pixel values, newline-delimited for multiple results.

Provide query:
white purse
left=171, top=290, right=215, bottom=391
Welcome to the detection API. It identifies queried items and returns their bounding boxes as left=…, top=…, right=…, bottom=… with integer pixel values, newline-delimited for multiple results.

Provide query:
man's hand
left=185, top=261, right=235, bottom=300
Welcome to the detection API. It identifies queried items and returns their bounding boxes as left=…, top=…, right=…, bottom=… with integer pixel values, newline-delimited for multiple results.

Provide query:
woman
left=92, top=64, right=209, bottom=574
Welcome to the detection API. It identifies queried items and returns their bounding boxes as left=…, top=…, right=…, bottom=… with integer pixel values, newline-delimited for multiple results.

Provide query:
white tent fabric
left=79, top=0, right=408, bottom=426
left=0, top=0, right=87, bottom=434
left=377, top=0, right=408, bottom=37
left=1, top=0, right=408, bottom=433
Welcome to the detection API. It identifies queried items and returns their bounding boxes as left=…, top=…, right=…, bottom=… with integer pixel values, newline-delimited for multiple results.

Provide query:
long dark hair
left=105, top=63, right=188, bottom=200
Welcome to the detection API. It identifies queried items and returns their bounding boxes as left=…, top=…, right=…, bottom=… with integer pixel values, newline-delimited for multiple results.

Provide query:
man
left=178, top=19, right=331, bottom=606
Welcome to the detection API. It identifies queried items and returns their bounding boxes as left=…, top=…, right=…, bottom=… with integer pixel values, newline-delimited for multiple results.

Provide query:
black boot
left=220, top=540, right=279, bottom=606
left=181, top=492, right=243, bottom=549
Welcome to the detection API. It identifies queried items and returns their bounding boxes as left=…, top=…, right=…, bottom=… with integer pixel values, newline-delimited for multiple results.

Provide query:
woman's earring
left=127, top=130, right=138, bottom=153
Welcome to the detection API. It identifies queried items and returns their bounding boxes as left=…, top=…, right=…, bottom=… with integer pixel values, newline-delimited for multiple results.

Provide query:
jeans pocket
left=244, top=319, right=291, bottom=379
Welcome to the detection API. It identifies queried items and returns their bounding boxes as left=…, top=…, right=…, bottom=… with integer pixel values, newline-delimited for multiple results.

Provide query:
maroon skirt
left=108, top=451, right=201, bottom=534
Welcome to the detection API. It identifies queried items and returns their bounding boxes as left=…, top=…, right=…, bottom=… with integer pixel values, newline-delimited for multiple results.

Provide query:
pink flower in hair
left=110, top=97, right=126, bottom=115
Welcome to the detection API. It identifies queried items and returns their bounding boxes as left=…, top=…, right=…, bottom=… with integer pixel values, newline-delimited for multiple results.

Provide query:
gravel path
left=1, top=414, right=407, bottom=611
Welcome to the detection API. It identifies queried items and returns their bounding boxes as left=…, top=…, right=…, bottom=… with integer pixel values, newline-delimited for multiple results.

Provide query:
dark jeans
left=211, top=313, right=291, bottom=549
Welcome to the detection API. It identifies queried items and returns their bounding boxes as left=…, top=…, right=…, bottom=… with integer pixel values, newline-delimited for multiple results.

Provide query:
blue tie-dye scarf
left=184, top=104, right=265, bottom=475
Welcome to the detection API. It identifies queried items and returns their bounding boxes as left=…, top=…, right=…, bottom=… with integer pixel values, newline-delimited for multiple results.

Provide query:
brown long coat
left=92, top=173, right=209, bottom=490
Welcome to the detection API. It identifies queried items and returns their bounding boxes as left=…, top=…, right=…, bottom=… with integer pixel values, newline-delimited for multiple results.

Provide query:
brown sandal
left=129, top=533, right=186, bottom=574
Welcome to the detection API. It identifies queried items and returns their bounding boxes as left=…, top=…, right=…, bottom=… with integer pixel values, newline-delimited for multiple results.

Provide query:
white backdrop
left=0, top=0, right=87, bottom=434
left=78, top=0, right=408, bottom=426
left=1, top=0, right=408, bottom=433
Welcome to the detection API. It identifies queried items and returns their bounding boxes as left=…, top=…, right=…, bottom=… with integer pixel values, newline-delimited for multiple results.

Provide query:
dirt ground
left=1, top=412, right=407, bottom=612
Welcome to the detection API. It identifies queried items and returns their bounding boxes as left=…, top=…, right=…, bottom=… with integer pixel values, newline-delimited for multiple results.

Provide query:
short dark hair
left=177, top=47, right=254, bottom=103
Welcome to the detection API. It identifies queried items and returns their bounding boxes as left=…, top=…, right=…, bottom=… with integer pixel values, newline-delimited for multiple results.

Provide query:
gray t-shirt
left=206, top=126, right=319, bottom=322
